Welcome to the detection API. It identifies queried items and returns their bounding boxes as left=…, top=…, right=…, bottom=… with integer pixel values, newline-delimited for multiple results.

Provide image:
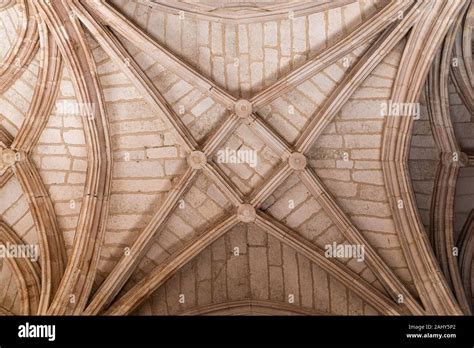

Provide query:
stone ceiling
left=0, top=0, right=472, bottom=316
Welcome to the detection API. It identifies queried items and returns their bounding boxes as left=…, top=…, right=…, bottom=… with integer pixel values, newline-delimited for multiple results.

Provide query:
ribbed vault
left=0, top=0, right=472, bottom=316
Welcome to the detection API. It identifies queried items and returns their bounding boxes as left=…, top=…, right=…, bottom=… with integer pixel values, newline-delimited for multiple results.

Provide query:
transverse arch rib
left=0, top=220, right=41, bottom=315
left=382, top=0, right=468, bottom=315
left=426, top=4, right=472, bottom=314
left=104, top=215, right=240, bottom=315
left=1, top=0, right=463, bottom=317
left=35, top=0, right=113, bottom=315
left=11, top=10, right=67, bottom=314
left=254, top=213, right=405, bottom=315
left=0, top=0, right=38, bottom=94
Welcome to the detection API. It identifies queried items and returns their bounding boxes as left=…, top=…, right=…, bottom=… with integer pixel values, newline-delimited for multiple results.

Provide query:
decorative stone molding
left=382, top=0, right=468, bottom=315
left=80, top=0, right=430, bottom=316
left=1, top=10, right=67, bottom=314
left=0, top=0, right=15, bottom=11
left=237, top=204, right=256, bottom=223
left=440, top=151, right=469, bottom=168
left=458, top=210, right=474, bottom=309
left=178, top=300, right=331, bottom=316
left=0, top=127, right=14, bottom=187
left=187, top=151, right=207, bottom=169
left=0, top=220, right=41, bottom=315
left=234, top=100, right=253, bottom=119
left=35, top=0, right=113, bottom=315
left=0, top=148, right=17, bottom=167
left=0, top=0, right=39, bottom=94
left=0, top=0, right=469, bottom=317
left=254, top=213, right=406, bottom=315
left=105, top=215, right=239, bottom=315
left=288, top=152, right=307, bottom=171
left=138, top=0, right=355, bottom=24
left=425, top=2, right=472, bottom=314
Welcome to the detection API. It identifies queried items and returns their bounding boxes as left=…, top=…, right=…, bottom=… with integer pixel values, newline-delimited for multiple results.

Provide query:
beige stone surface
left=0, top=0, right=470, bottom=316
left=133, top=223, right=378, bottom=315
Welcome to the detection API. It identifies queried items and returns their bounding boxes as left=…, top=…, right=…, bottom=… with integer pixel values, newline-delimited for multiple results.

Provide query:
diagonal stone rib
left=0, top=0, right=15, bottom=10
left=254, top=212, right=406, bottom=315
left=202, top=113, right=241, bottom=156
left=202, top=98, right=292, bottom=165
left=84, top=167, right=198, bottom=315
left=0, top=126, right=14, bottom=188
left=430, top=161, right=468, bottom=311
left=0, top=126, right=13, bottom=146
left=83, top=0, right=236, bottom=109
left=298, top=167, right=424, bottom=315
left=0, top=307, right=14, bottom=316
left=0, top=164, right=13, bottom=188
left=104, top=214, right=240, bottom=315
left=145, top=0, right=355, bottom=25
left=461, top=2, right=473, bottom=86
left=35, top=0, right=113, bottom=315
left=202, top=161, right=244, bottom=206
left=178, top=299, right=329, bottom=316
left=242, top=1, right=427, bottom=214
left=249, top=0, right=414, bottom=108
left=246, top=114, right=293, bottom=157
left=296, top=2, right=426, bottom=154
left=71, top=1, right=198, bottom=152
left=11, top=15, right=62, bottom=153
left=0, top=0, right=39, bottom=94
left=0, top=220, right=41, bottom=315
left=249, top=161, right=293, bottom=208
left=41, top=0, right=460, bottom=318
